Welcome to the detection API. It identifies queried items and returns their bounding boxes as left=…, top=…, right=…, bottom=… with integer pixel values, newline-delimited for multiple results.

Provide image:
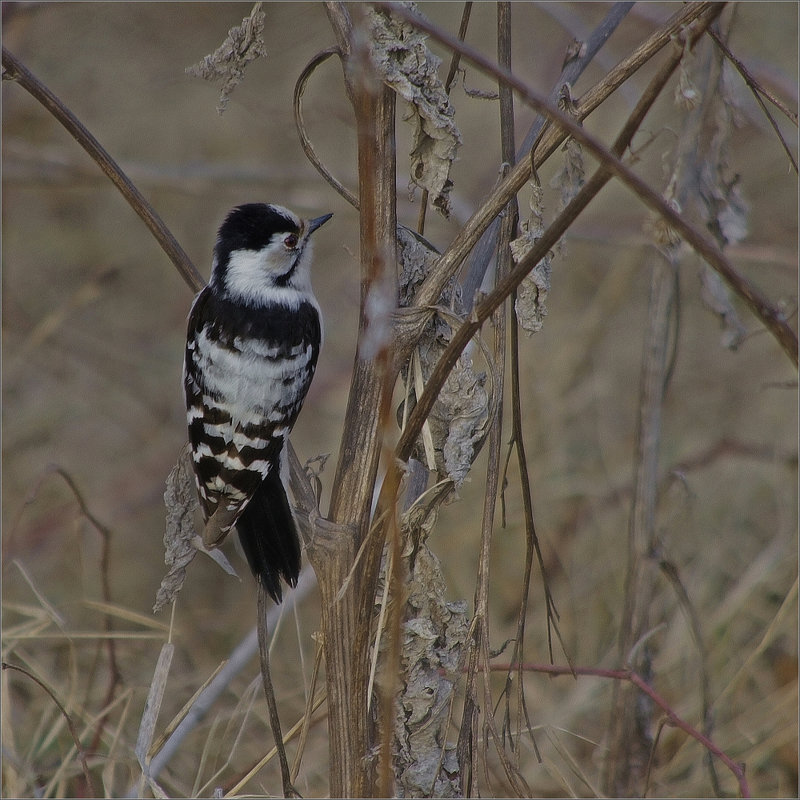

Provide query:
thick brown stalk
left=313, top=4, right=399, bottom=796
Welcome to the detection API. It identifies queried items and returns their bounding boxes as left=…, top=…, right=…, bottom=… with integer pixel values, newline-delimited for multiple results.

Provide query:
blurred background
left=2, top=3, right=797, bottom=797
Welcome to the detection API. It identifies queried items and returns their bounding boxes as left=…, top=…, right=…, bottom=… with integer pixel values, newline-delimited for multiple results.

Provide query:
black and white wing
left=183, top=288, right=321, bottom=600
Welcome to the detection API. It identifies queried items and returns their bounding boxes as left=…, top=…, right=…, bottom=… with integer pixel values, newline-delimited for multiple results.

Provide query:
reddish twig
left=487, top=662, right=751, bottom=798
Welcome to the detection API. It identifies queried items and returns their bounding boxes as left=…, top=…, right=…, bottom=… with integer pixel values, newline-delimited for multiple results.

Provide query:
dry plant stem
left=605, top=255, right=676, bottom=796
left=461, top=1, right=635, bottom=306
left=143, top=569, right=317, bottom=788
left=377, top=473, right=404, bottom=798
left=294, top=46, right=360, bottom=209
left=2, top=662, right=97, bottom=797
left=384, top=2, right=797, bottom=366
left=708, top=26, right=798, bottom=123
left=707, top=27, right=798, bottom=173
left=488, top=662, right=751, bottom=799
left=457, top=9, right=533, bottom=795
left=1, top=47, right=203, bottom=294
left=458, top=378, right=504, bottom=796
left=495, top=0, right=538, bottom=767
left=256, top=583, right=296, bottom=798
left=393, top=2, right=762, bottom=467
left=444, top=2, right=473, bottom=93
left=318, top=4, right=399, bottom=796
left=405, top=0, right=716, bottom=316
left=42, top=466, right=122, bottom=755
left=290, top=640, right=325, bottom=783
left=415, top=1, right=472, bottom=234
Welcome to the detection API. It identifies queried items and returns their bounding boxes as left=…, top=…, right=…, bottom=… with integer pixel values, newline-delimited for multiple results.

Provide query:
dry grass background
left=2, top=2, right=797, bottom=797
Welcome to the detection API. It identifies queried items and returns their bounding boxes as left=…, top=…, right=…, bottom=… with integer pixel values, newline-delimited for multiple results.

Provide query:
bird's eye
left=283, top=233, right=299, bottom=249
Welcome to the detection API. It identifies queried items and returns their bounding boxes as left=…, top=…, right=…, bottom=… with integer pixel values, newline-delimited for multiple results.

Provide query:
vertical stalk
left=315, top=4, right=398, bottom=796
left=604, top=255, right=676, bottom=795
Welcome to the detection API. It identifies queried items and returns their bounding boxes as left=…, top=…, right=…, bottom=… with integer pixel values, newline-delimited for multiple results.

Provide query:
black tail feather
left=235, top=469, right=301, bottom=603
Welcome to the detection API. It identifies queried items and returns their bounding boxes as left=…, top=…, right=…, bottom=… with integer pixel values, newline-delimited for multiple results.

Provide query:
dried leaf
left=552, top=85, right=585, bottom=211
left=154, top=445, right=199, bottom=613
left=389, top=499, right=469, bottom=797
left=186, top=3, right=267, bottom=114
left=699, top=264, right=746, bottom=350
left=369, top=4, right=461, bottom=217
left=674, top=34, right=701, bottom=110
left=439, top=355, right=489, bottom=487
left=551, top=137, right=585, bottom=211
left=514, top=258, right=551, bottom=336
left=512, top=182, right=552, bottom=335
left=398, top=225, right=439, bottom=297
left=664, top=32, right=749, bottom=349
left=397, top=227, right=489, bottom=488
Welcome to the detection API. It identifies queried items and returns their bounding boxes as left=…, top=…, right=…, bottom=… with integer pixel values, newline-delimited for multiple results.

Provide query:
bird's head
left=210, top=203, right=332, bottom=306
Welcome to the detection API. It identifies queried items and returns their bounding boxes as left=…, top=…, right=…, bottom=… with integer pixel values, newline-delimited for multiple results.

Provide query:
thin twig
left=395, top=1, right=797, bottom=468
left=409, top=1, right=715, bottom=316
left=381, top=2, right=796, bottom=366
left=444, top=2, right=473, bottom=93
left=494, top=3, right=545, bottom=776
left=143, top=568, right=317, bottom=787
left=3, top=662, right=98, bottom=797
left=707, top=26, right=798, bottom=124
left=293, top=46, right=360, bottom=208
left=461, top=1, right=635, bottom=307
left=707, top=27, right=798, bottom=173
left=485, top=662, right=751, bottom=798
left=290, top=638, right=325, bottom=782
left=2, top=47, right=204, bottom=293
left=415, top=1, right=472, bottom=235
left=606, top=251, right=675, bottom=795
left=257, top=582, right=298, bottom=798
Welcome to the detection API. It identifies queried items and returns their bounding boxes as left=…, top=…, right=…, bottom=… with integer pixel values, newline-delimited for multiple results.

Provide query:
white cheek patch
left=222, top=242, right=316, bottom=308
left=224, top=246, right=292, bottom=303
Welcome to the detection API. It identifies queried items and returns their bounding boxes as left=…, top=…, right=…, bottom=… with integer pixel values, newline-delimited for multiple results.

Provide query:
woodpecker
left=183, top=203, right=331, bottom=602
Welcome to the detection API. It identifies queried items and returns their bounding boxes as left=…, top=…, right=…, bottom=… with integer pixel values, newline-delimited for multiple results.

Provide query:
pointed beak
left=307, top=213, right=333, bottom=236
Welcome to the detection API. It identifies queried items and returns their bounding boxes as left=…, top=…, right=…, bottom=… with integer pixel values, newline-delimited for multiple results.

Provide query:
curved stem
left=2, top=47, right=204, bottom=293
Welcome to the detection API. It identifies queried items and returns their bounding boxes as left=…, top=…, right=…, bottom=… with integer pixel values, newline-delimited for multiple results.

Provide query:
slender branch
left=3, top=662, right=97, bottom=797
left=443, top=2, right=473, bottom=93
left=256, top=583, right=298, bottom=798
left=381, top=2, right=796, bottom=366
left=395, top=4, right=729, bottom=467
left=45, top=466, right=122, bottom=757
left=606, top=252, right=675, bottom=796
left=408, top=1, right=716, bottom=316
left=495, top=0, right=541, bottom=770
left=294, top=46, right=360, bottom=208
left=2, top=47, right=204, bottom=293
left=485, top=662, right=751, bottom=799
left=461, top=1, right=635, bottom=307
left=707, top=26, right=798, bottom=124
left=707, top=27, right=798, bottom=173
